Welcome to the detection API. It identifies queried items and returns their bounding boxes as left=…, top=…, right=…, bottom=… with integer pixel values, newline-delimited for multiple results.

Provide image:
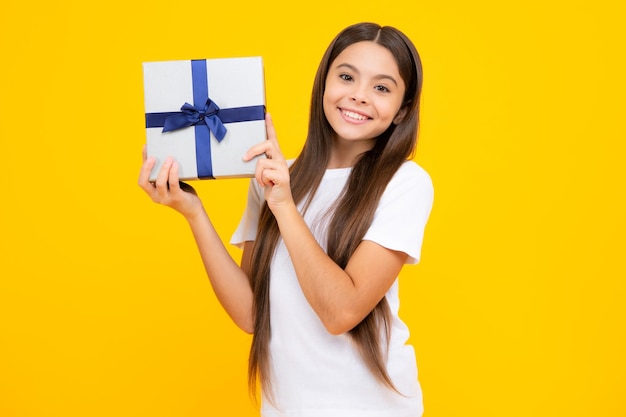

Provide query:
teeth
left=342, top=110, right=368, bottom=121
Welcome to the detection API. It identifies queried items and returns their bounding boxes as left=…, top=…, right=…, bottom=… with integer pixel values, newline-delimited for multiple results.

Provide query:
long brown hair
left=248, top=22, right=424, bottom=399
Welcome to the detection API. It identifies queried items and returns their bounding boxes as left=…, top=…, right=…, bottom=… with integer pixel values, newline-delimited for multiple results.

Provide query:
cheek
left=323, top=84, right=344, bottom=110
left=387, top=100, right=405, bottom=120
left=323, top=83, right=339, bottom=103
left=324, top=77, right=351, bottom=103
left=322, top=92, right=336, bottom=122
left=322, top=91, right=330, bottom=110
left=379, top=103, right=400, bottom=121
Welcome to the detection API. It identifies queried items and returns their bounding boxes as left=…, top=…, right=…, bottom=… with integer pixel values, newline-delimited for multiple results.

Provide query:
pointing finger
left=265, top=112, right=278, bottom=147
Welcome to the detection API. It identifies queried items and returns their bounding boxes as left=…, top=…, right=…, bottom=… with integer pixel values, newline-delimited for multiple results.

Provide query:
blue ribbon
left=144, top=59, right=265, bottom=178
left=161, top=98, right=228, bottom=141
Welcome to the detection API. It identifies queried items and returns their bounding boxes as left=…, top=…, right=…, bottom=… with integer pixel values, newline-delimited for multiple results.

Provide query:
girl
left=139, top=22, right=434, bottom=417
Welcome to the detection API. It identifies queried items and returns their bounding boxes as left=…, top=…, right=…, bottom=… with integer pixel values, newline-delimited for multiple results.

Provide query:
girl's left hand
left=243, top=113, right=293, bottom=212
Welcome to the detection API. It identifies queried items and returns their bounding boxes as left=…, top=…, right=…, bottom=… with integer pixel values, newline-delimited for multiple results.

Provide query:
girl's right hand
left=138, top=146, right=204, bottom=221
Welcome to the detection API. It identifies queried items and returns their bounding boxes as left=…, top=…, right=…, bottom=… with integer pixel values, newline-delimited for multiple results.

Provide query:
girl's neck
left=327, top=136, right=375, bottom=169
left=327, top=156, right=354, bottom=169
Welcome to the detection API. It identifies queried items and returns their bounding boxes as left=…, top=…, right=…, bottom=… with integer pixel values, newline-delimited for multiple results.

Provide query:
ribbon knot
left=162, top=98, right=228, bottom=142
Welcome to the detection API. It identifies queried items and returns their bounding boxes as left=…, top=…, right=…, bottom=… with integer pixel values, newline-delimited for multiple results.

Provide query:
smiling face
left=323, top=41, right=406, bottom=153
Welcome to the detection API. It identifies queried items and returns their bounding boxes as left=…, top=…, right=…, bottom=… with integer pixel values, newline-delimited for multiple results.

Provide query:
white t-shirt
left=231, top=160, right=434, bottom=417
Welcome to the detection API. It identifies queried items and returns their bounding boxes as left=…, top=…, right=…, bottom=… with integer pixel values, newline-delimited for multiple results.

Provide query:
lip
left=338, top=107, right=372, bottom=123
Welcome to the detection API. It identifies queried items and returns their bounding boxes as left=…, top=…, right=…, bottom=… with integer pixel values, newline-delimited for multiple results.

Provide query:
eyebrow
left=335, top=63, right=399, bottom=86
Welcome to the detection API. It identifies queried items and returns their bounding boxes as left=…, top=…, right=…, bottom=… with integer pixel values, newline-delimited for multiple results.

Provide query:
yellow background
left=1, top=0, right=624, bottom=416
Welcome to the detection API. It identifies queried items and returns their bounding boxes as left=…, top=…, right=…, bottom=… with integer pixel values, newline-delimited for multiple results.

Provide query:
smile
left=340, top=109, right=370, bottom=121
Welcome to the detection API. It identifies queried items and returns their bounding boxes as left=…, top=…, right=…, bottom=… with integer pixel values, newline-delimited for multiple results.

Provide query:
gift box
left=143, top=57, right=266, bottom=181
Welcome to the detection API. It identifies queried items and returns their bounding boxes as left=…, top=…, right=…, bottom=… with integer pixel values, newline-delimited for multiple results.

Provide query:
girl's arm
left=245, top=115, right=407, bottom=335
left=276, top=206, right=405, bottom=336
left=138, top=150, right=255, bottom=333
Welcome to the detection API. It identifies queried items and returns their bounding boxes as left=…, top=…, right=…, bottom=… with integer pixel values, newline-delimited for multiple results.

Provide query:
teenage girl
left=139, top=21, right=434, bottom=417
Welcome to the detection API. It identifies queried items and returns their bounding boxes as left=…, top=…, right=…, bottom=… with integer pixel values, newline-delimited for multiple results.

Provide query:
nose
left=350, top=95, right=367, bottom=104
left=350, top=84, right=368, bottom=104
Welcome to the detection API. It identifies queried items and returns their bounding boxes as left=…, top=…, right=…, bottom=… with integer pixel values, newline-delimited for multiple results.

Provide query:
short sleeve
left=230, top=178, right=265, bottom=248
left=363, top=161, right=434, bottom=264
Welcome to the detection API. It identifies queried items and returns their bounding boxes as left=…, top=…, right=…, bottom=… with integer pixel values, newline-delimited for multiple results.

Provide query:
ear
left=393, top=106, right=409, bottom=125
left=393, top=101, right=411, bottom=125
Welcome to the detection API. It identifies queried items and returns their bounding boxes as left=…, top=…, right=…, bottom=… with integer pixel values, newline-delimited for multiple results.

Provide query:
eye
left=339, top=73, right=353, bottom=82
left=374, top=84, right=390, bottom=93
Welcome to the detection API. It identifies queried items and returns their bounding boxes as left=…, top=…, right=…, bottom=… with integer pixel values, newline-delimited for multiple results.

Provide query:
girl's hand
left=243, top=113, right=293, bottom=212
left=138, top=146, right=204, bottom=221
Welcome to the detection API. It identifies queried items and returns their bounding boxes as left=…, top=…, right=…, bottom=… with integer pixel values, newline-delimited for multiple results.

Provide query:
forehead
left=330, top=41, right=402, bottom=79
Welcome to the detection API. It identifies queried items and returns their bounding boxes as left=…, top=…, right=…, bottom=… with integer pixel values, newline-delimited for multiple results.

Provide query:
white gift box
left=143, top=57, right=266, bottom=180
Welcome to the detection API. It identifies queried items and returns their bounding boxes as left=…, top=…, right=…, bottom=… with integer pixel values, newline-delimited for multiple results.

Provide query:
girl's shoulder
left=391, top=160, right=433, bottom=191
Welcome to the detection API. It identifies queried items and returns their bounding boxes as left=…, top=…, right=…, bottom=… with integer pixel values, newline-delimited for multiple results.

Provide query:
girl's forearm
left=271, top=202, right=360, bottom=334
left=187, top=208, right=255, bottom=334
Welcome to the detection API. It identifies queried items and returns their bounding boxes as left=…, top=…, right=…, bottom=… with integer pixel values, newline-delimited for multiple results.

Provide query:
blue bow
left=162, top=98, right=228, bottom=142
